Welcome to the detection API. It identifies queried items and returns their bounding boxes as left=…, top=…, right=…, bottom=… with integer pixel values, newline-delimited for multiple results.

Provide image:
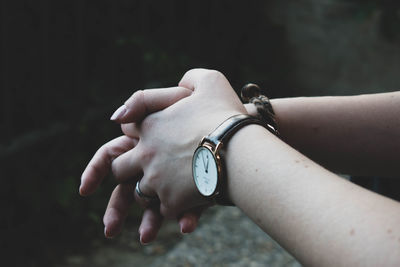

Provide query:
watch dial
left=192, top=147, right=218, bottom=196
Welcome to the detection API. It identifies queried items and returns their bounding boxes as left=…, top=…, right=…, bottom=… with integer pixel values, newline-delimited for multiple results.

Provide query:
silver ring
left=135, top=180, right=159, bottom=201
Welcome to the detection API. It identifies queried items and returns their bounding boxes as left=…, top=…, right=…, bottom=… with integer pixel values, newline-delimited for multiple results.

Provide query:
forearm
left=270, top=92, right=400, bottom=176
left=226, top=125, right=400, bottom=266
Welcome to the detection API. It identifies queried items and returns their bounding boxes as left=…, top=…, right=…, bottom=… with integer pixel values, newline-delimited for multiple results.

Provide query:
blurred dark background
left=1, top=0, right=400, bottom=266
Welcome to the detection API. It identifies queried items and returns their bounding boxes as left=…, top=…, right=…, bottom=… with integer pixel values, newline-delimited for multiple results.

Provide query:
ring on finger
left=135, top=180, right=159, bottom=202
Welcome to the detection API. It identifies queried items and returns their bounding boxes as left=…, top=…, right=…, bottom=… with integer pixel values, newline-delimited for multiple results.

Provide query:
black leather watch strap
left=204, top=114, right=277, bottom=147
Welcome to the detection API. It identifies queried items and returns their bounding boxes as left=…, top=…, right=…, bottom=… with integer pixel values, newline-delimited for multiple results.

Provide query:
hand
left=111, top=69, right=247, bottom=217
left=79, top=85, right=204, bottom=242
left=117, top=102, right=256, bottom=231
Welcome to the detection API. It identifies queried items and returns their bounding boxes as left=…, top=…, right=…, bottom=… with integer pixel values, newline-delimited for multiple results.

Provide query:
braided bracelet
left=240, top=83, right=279, bottom=136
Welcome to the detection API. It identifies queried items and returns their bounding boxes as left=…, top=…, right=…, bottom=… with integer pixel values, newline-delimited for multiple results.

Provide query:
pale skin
left=80, top=69, right=400, bottom=266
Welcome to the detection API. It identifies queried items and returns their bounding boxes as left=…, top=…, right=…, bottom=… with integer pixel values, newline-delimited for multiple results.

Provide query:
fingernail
left=79, top=186, right=83, bottom=196
left=104, top=226, right=113, bottom=239
left=180, top=223, right=188, bottom=235
left=140, top=235, right=148, bottom=245
left=110, top=104, right=127, bottom=121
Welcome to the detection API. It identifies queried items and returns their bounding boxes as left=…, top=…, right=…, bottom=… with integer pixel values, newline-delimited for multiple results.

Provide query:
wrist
left=224, top=124, right=278, bottom=206
left=191, top=114, right=278, bottom=205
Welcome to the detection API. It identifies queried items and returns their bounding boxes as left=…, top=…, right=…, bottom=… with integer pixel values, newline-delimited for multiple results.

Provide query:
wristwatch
left=192, top=114, right=278, bottom=205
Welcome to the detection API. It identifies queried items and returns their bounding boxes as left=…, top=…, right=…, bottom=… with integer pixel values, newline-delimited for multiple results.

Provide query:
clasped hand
left=80, top=69, right=248, bottom=243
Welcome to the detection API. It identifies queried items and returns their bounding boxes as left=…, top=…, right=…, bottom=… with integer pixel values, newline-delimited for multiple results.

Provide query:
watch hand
left=206, top=154, right=209, bottom=172
left=201, top=151, right=207, bottom=170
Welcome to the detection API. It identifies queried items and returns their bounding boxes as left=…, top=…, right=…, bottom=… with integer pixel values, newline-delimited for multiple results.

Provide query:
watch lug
left=214, top=141, right=223, bottom=153
left=198, top=136, right=206, bottom=146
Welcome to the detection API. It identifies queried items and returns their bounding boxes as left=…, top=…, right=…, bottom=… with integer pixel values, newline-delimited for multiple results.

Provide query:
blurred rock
left=150, top=207, right=300, bottom=267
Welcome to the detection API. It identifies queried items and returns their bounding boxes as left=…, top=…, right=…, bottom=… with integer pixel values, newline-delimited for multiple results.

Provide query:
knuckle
left=182, top=69, right=227, bottom=87
left=88, top=163, right=103, bottom=179
left=96, top=145, right=111, bottom=165
left=184, top=68, right=197, bottom=76
left=96, top=144, right=107, bottom=157
left=204, top=69, right=226, bottom=83
left=110, top=160, right=119, bottom=180
left=184, top=68, right=220, bottom=79
left=138, top=146, right=156, bottom=165
left=207, top=69, right=223, bottom=77
left=144, top=168, right=159, bottom=187
left=160, top=203, right=175, bottom=218
left=125, top=89, right=144, bottom=107
left=140, top=116, right=155, bottom=131
left=134, top=89, right=145, bottom=99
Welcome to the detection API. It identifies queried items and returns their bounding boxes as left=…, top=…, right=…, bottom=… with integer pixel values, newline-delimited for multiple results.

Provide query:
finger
left=80, top=136, right=138, bottom=196
left=139, top=207, right=163, bottom=244
left=110, top=86, right=192, bottom=123
left=134, top=178, right=159, bottom=209
left=178, top=205, right=209, bottom=234
left=121, top=122, right=140, bottom=138
left=111, top=146, right=144, bottom=183
left=178, top=68, right=226, bottom=91
left=103, top=184, right=135, bottom=238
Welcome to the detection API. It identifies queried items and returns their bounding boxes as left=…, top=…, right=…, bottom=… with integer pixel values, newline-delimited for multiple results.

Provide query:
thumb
left=110, top=86, right=192, bottom=123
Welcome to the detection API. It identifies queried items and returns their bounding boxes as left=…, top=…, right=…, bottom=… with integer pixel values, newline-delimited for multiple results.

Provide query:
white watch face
left=192, top=146, right=219, bottom=196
